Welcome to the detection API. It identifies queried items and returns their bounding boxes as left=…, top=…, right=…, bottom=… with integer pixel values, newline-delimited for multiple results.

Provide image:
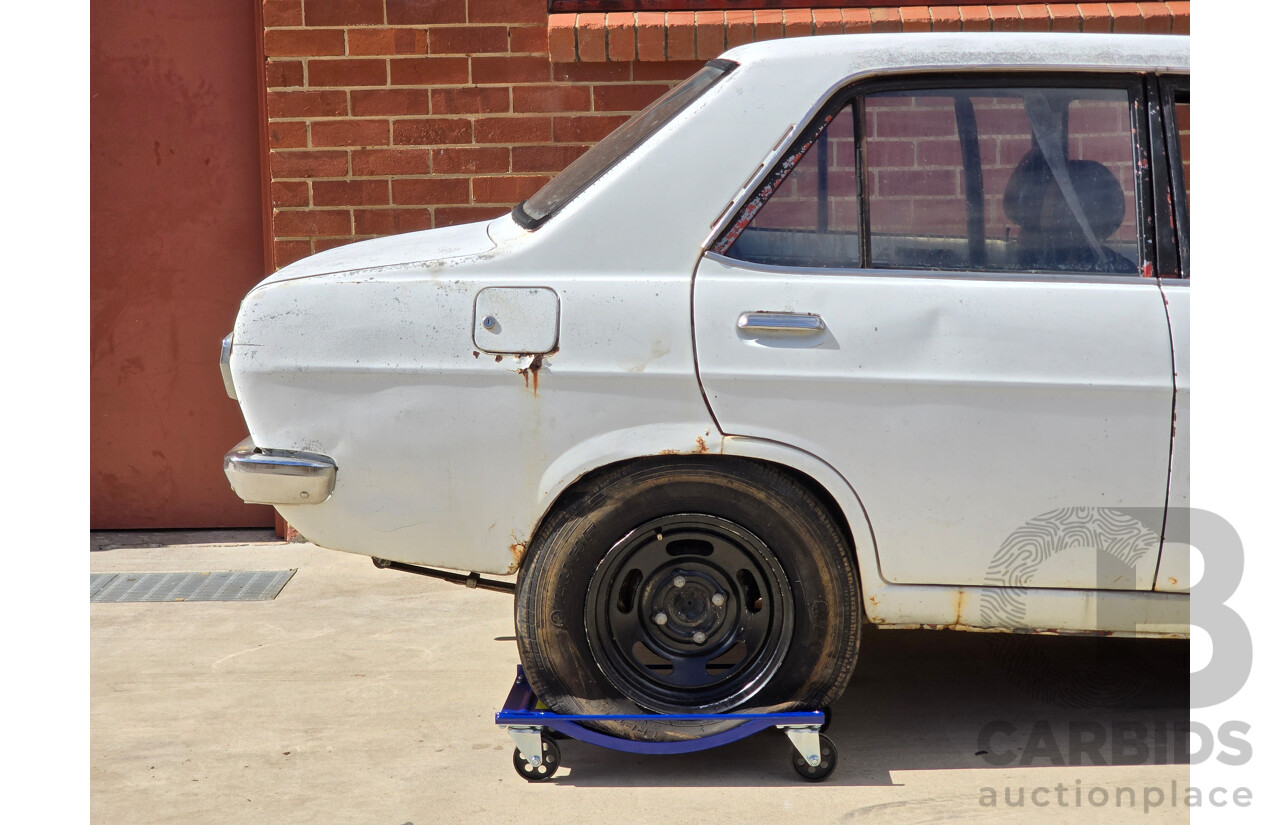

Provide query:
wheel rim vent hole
left=737, top=569, right=763, bottom=613
left=615, top=569, right=643, bottom=614
left=664, top=538, right=714, bottom=557
left=706, top=641, right=746, bottom=673
left=629, top=640, right=747, bottom=677
left=631, top=641, right=674, bottom=674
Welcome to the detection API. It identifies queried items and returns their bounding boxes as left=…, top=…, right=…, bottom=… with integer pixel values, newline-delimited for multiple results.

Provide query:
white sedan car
left=222, top=33, right=1190, bottom=739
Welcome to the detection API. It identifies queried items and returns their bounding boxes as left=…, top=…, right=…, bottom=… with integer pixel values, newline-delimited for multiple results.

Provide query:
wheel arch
left=523, top=436, right=882, bottom=606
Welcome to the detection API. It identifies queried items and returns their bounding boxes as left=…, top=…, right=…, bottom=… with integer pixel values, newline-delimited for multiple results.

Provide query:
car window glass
left=515, top=61, right=733, bottom=228
left=715, top=81, right=1144, bottom=277
left=865, top=87, right=1139, bottom=275
left=717, top=105, right=860, bottom=267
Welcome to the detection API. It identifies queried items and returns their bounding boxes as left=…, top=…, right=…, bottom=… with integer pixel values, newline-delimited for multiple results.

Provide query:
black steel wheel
left=792, top=734, right=838, bottom=782
left=585, top=514, right=794, bottom=713
left=516, top=457, right=861, bottom=742
left=512, top=735, right=560, bottom=782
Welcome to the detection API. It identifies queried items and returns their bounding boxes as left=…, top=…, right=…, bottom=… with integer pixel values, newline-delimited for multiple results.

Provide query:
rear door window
left=716, top=77, right=1148, bottom=278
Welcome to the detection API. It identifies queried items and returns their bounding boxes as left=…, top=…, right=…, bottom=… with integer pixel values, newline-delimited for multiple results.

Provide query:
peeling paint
left=711, top=112, right=835, bottom=254
left=513, top=347, right=558, bottom=396
left=871, top=621, right=1148, bottom=637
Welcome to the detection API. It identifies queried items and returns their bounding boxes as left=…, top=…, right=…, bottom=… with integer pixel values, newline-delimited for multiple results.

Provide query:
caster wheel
left=513, top=735, right=560, bottom=782
left=819, top=706, right=832, bottom=734
left=792, top=734, right=838, bottom=782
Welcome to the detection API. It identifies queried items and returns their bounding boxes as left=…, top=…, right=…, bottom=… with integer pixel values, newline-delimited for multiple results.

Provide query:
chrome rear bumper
left=224, top=437, right=337, bottom=505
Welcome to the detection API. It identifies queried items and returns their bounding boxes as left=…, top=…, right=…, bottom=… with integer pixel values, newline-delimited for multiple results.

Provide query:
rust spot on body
left=694, top=436, right=707, bottom=454
left=514, top=347, right=558, bottom=396
left=516, top=356, right=542, bottom=394
left=510, top=541, right=527, bottom=566
left=711, top=114, right=834, bottom=254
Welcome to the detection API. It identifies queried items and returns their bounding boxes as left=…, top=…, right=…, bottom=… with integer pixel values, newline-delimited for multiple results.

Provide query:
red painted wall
left=92, top=0, right=274, bottom=528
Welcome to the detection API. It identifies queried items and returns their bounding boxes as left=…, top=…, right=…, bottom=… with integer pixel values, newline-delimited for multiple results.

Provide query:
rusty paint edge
left=870, top=621, right=1187, bottom=640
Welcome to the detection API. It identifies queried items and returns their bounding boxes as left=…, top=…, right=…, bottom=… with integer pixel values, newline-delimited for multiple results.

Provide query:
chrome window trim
left=702, top=251, right=1161, bottom=287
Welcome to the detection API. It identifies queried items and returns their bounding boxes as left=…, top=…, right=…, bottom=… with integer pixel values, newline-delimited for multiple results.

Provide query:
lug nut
left=693, top=631, right=707, bottom=644
left=711, top=593, right=725, bottom=607
left=654, top=612, right=668, bottom=626
left=673, top=575, right=686, bottom=588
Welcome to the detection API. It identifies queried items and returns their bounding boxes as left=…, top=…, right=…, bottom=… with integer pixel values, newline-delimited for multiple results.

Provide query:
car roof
left=720, top=32, right=1189, bottom=76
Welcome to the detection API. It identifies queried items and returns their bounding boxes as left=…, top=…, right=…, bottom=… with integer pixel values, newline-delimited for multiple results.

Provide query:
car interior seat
left=1002, top=148, right=1134, bottom=275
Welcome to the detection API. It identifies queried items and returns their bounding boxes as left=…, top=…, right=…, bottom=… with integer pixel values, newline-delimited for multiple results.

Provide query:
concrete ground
left=91, top=531, right=1190, bottom=824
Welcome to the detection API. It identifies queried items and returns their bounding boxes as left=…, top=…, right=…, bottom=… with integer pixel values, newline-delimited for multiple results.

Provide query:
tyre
left=515, top=457, right=860, bottom=742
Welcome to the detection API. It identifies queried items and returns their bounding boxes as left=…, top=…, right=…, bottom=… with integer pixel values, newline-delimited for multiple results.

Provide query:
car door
left=693, top=74, right=1174, bottom=592
left=1153, top=74, right=1190, bottom=593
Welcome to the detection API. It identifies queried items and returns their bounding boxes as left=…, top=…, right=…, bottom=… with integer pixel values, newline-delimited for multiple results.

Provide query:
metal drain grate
left=90, top=570, right=296, bottom=603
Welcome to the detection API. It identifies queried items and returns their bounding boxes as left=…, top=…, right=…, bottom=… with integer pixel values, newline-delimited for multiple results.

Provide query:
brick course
left=262, top=1, right=1190, bottom=268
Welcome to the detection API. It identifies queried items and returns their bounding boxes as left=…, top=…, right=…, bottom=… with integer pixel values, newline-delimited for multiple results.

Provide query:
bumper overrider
left=223, top=437, right=337, bottom=506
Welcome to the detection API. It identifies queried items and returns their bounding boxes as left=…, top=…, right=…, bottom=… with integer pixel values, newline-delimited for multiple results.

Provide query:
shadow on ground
left=91, top=528, right=280, bottom=552
left=542, top=626, right=1189, bottom=788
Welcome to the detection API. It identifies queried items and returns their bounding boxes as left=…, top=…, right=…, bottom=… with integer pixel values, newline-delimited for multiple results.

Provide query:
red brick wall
left=862, top=94, right=1138, bottom=240
left=264, top=0, right=705, bottom=268
left=261, top=2, right=1189, bottom=269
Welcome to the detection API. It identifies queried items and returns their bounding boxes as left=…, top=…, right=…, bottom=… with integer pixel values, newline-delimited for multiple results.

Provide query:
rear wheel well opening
left=522, top=454, right=862, bottom=580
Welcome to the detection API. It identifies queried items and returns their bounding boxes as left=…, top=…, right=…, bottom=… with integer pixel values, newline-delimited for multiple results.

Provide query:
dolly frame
left=495, top=666, right=838, bottom=781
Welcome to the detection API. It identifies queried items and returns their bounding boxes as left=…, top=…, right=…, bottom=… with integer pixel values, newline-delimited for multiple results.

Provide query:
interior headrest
left=1003, top=150, right=1126, bottom=241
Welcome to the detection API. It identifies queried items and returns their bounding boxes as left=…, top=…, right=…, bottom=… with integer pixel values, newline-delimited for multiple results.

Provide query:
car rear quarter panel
left=232, top=258, right=724, bottom=574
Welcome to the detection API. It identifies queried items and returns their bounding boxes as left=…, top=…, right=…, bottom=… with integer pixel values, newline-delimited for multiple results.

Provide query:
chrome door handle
left=736, top=312, right=826, bottom=334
